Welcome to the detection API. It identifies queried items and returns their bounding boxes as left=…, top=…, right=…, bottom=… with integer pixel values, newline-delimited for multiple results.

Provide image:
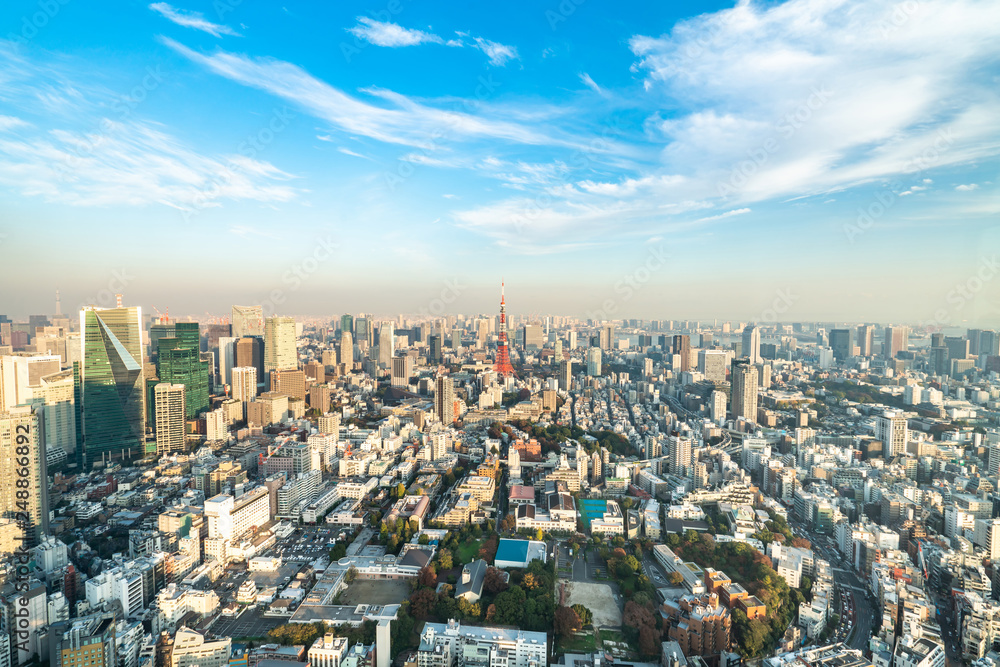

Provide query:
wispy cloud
left=149, top=3, right=239, bottom=37
left=695, top=208, right=751, bottom=223
left=472, top=37, right=519, bottom=66
left=347, top=17, right=442, bottom=47
left=956, top=183, right=979, bottom=191
left=161, top=38, right=593, bottom=151
left=0, top=115, right=29, bottom=131
left=337, top=146, right=373, bottom=160
left=579, top=73, right=602, bottom=94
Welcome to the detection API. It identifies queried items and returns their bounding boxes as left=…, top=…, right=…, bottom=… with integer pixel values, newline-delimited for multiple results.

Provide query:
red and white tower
left=494, top=282, right=515, bottom=377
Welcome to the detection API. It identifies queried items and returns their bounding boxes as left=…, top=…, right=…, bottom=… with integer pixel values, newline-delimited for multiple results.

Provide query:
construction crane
left=150, top=306, right=170, bottom=324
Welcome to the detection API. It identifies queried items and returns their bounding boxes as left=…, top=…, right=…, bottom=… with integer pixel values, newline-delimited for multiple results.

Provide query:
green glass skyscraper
left=157, top=336, right=209, bottom=418
left=74, top=306, right=145, bottom=469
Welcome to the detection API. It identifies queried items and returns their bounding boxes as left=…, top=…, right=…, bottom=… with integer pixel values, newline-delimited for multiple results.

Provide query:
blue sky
left=1, top=0, right=999, bottom=324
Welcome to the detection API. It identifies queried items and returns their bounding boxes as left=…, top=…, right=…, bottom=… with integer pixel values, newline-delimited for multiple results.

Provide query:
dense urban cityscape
left=1, top=291, right=999, bottom=667
left=3, top=1, right=999, bottom=667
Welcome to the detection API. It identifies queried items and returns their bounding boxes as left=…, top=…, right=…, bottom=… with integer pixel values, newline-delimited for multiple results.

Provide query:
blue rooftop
left=495, top=539, right=529, bottom=563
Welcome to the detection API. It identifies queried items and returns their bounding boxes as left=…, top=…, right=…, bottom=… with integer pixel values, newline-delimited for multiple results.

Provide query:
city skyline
left=1, top=0, right=999, bottom=322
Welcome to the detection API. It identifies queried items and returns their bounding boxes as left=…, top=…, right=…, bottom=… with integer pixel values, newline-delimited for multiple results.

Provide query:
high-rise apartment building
left=231, top=367, right=258, bottom=403
left=0, top=406, right=49, bottom=545
left=51, top=613, right=117, bottom=667
left=270, top=369, right=306, bottom=401
left=730, top=358, right=759, bottom=422
left=217, top=336, right=237, bottom=388
left=264, top=316, right=297, bottom=375
left=153, top=383, right=186, bottom=456
left=742, top=325, right=761, bottom=364
left=75, top=306, right=145, bottom=469
left=428, top=334, right=443, bottom=364
left=599, top=324, right=615, bottom=351
left=231, top=305, right=264, bottom=338
left=875, top=411, right=908, bottom=459
left=522, top=324, right=544, bottom=350
left=435, top=375, right=455, bottom=425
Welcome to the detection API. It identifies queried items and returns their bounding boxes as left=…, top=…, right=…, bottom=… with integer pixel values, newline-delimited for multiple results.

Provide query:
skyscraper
left=875, top=411, right=908, bottom=459
left=157, top=338, right=209, bottom=418
left=231, top=367, right=257, bottom=403
left=883, top=326, right=908, bottom=359
left=75, top=306, right=145, bottom=469
left=231, top=305, right=264, bottom=338
left=217, top=336, right=237, bottom=388
left=377, top=322, right=394, bottom=369
left=730, top=357, right=759, bottom=422
left=559, top=359, right=573, bottom=391
left=235, top=336, right=264, bottom=387
left=428, top=334, right=443, bottom=364
left=586, top=347, right=602, bottom=376
left=856, top=324, right=875, bottom=357
left=339, top=331, right=354, bottom=368
left=522, top=324, right=543, bottom=349
left=154, top=383, right=186, bottom=455
left=0, top=405, right=49, bottom=545
left=392, top=355, right=413, bottom=388
left=340, top=314, right=354, bottom=336
left=264, top=316, right=297, bottom=375
left=599, top=324, right=615, bottom=351
left=671, top=334, right=691, bottom=372
left=742, top=325, right=761, bottom=364
left=829, top=328, right=853, bottom=362
left=435, top=374, right=454, bottom=424
left=698, top=349, right=727, bottom=382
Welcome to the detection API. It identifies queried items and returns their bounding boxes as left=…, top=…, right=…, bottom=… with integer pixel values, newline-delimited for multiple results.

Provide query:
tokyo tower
left=493, top=282, right=515, bottom=377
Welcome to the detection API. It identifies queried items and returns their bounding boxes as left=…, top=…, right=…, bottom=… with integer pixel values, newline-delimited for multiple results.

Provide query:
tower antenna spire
left=493, top=281, right=515, bottom=377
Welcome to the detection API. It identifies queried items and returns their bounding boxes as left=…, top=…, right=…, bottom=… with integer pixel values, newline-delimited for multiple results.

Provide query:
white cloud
left=337, top=147, right=373, bottom=160
left=347, top=17, right=442, bottom=47
left=0, top=115, right=29, bottom=131
left=579, top=73, right=603, bottom=94
left=628, top=0, right=1000, bottom=203
left=956, top=183, right=979, bottom=191
left=0, top=119, right=298, bottom=209
left=162, top=38, right=594, bottom=152
left=695, top=208, right=751, bottom=222
left=149, top=3, right=239, bottom=37
left=472, top=37, right=519, bottom=66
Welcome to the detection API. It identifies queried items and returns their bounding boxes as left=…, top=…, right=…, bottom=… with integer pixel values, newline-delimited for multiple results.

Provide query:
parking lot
left=265, top=526, right=346, bottom=562
left=210, top=606, right=285, bottom=640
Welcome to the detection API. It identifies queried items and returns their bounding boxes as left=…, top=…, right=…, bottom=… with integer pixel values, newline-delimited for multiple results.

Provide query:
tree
left=395, top=482, right=406, bottom=499
left=624, top=555, right=640, bottom=573
left=572, top=604, right=593, bottom=626
left=457, top=597, right=481, bottom=619
left=418, top=565, right=438, bottom=588
left=484, top=567, right=509, bottom=594
left=791, top=537, right=812, bottom=549
left=522, top=572, right=540, bottom=590
left=409, top=588, right=436, bottom=619
left=418, top=534, right=430, bottom=545
left=499, top=515, right=517, bottom=533
left=345, top=566, right=358, bottom=583
left=494, top=586, right=526, bottom=625
left=436, top=548, right=453, bottom=570
left=554, top=606, right=583, bottom=636
left=329, top=543, right=347, bottom=561
left=535, top=528, right=544, bottom=541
